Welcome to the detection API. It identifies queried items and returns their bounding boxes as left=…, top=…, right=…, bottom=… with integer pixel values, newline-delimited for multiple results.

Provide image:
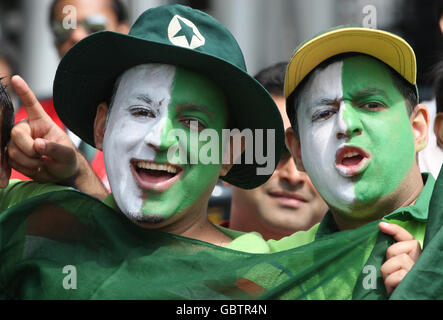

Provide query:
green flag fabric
left=390, top=167, right=443, bottom=299
left=0, top=173, right=441, bottom=299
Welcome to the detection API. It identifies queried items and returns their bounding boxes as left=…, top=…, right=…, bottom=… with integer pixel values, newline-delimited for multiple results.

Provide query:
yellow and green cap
left=284, top=26, right=417, bottom=99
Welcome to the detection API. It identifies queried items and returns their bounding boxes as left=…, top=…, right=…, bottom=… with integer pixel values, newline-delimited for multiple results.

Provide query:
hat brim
left=54, top=31, right=284, bottom=189
left=284, top=27, right=417, bottom=98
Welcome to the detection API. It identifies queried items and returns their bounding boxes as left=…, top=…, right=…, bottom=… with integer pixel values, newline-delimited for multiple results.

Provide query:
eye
left=312, top=109, right=336, bottom=122
left=129, top=106, right=156, bottom=118
left=180, top=118, right=206, bottom=131
left=359, top=102, right=387, bottom=111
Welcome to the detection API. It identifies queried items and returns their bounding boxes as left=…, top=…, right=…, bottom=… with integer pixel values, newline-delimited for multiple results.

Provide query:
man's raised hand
left=8, top=75, right=78, bottom=182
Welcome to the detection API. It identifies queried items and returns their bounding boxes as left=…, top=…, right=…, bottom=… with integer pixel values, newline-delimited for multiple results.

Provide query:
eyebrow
left=136, top=94, right=153, bottom=105
left=176, top=103, right=215, bottom=122
left=310, top=97, right=343, bottom=108
left=308, top=88, right=391, bottom=109
left=350, top=88, right=390, bottom=101
left=135, top=94, right=165, bottom=115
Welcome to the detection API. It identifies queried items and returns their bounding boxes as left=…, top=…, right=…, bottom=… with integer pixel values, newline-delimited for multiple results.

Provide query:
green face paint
left=140, top=66, right=228, bottom=221
left=341, top=56, right=415, bottom=204
left=297, top=56, right=416, bottom=218
left=104, top=64, right=228, bottom=225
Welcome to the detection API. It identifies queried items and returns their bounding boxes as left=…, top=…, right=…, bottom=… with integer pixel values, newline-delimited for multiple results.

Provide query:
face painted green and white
left=103, top=63, right=228, bottom=225
left=297, top=55, right=415, bottom=217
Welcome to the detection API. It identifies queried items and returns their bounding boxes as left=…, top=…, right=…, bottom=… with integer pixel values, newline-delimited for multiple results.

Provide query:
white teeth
left=135, top=161, right=177, bottom=173
left=343, top=151, right=359, bottom=158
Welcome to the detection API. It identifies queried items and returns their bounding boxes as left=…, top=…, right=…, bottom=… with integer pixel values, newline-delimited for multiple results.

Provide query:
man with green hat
left=0, top=4, right=287, bottom=299
left=49, top=4, right=286, bottom=248
left=277, top=26, right=443, bottom=298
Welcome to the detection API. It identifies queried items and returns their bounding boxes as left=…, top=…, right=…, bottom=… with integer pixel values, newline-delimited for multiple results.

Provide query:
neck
left=165, top=201, right=232, bottom=246
left=331, top=168, right=424, bottom=231
left=230, top=195, right=290, bottom=241
left=118, top=194, right=232, bottom=246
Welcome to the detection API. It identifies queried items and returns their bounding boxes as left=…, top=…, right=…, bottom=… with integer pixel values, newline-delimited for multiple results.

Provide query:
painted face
left=103, top=64, right=228, bottom=225
left=297, top=55, right=415, bottom=217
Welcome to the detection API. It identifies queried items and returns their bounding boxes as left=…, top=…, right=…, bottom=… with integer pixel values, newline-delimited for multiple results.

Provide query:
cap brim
left=284, top=27, right=417, bottom=98
left=54, top=31, right=284, bottom=189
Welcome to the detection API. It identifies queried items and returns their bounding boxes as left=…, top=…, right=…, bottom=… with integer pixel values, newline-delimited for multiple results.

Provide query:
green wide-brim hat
left=53, top=4, right=284, bottom=189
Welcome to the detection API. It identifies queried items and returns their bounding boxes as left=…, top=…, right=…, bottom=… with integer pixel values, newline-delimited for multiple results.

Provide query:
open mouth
left=335, top=146, right=371, bottom=177
left=130, top=159, right=183, bottom=191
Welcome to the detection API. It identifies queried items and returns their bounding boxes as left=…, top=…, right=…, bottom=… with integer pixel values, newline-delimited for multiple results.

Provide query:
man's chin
left=125, top=212, right=167, bottom=225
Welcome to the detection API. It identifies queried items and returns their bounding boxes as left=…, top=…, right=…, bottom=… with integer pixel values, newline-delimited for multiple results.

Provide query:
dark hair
left=254, top=62, right=287, bottom=96
left=0, top=80, right=14, bottom=162
left=434, top=59, right=443, bottom=114
left=49, top=0, right=128, bottom=25
left=287, top=53, right=418, bottom=136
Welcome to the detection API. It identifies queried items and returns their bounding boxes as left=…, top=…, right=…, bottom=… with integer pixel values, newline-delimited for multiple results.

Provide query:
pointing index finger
left=11, top=75, right=49, bottom=121
left=379, top=222, right=414, bottom=242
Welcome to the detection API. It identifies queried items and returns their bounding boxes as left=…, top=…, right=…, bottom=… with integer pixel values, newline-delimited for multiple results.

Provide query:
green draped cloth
left=0, top=170, right=442, bottom=299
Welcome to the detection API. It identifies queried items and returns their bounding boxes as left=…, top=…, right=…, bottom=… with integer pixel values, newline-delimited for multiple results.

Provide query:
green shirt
left=0, top=179, right=72, bottom=212
left=102, top=194, right=271, bottom=254
left=269, top=173, right=435, bottom=252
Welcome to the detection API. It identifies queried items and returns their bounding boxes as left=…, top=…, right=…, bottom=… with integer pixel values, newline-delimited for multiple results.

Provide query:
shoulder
left=0, top=180, right=73, bottom=211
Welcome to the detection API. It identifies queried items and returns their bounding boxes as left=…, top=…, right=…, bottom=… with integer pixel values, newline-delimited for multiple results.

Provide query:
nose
left=277, top=156, right=306, bottom=187
left=144, top=117, right=176, bottom=152
left=69, top=27, right=89, bottom=44
left=336, top=102, right=362, bottom=140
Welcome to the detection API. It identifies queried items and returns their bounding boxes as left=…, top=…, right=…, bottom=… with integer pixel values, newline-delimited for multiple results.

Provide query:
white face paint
left=296, top=61, right=357, bottom=211
left=103, top=64, right=175, bottom=220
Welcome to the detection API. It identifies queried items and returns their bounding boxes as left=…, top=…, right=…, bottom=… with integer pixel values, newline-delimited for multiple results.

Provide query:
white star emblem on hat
left=168, top=15, right=205, bottom=49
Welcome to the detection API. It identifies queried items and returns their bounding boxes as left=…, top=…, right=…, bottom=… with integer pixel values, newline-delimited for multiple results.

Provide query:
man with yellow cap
left=276, top=26, right=442, bottom=298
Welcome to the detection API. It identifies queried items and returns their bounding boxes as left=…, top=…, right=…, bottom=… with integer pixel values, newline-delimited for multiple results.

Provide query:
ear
left=219, top=134, right=246, bottom=177
left=285, top=127, right=305, bottom=172
left=0, top=150, right=11, bottom=188
left=434, top=113, right=443, bottom=149
left=410, top=103, right=429, bottom=153
left=94, top=102, right=109, bottom=151
left=439, top=13, right=443, bottom=34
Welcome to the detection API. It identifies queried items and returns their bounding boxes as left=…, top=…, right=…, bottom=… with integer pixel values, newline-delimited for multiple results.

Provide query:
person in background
left=417, top=1, right=443, bottom=178
left=226, top=62, right=328, bottom=240
left=49, top=0, right=130, bottom=58
left=11, top=0, right=130, bottom=187
left=432, top=59, right=443, bottom=156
